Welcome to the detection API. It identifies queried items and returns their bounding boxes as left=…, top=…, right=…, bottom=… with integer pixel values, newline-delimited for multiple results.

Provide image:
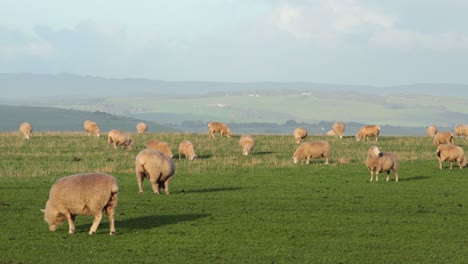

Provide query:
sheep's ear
left=40, top=209, right=45, bottom=213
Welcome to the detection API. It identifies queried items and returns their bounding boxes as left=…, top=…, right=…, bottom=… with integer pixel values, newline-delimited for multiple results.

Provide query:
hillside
left=0, top=105, right=177, bottom=133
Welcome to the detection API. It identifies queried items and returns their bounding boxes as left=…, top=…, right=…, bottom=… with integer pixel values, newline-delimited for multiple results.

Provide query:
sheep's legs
left=89, top=212, right=102, bottom=235
left=150, top=178, right=160, bottom=194
left=106, top=206, right=116, bottom=235
left=164, top=179, right=171, bottom=195
left=66, top=213, right=76, bottom=234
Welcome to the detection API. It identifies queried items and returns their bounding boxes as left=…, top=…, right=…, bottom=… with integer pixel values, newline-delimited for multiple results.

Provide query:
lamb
left=178, top=140, right=197, bottom=160
left=293, top=127, right=308, bottom=143
left=83, top=120, right=100, bottom=137
left=355, top=125, right=381, bottom=141
left=41, top=173, right=118, bottom=235
left=146, top=139, right=173, bottom=158
left=135, top=149, right=176, bottom=194
left=426, top=125, right=437, bottom=137
left=292, top=141, right=330, bottom=164
left=107, top=129, right=132, bottom=149
left=433, top=131, right=453, bottom=146
left=332, top=122, right=345, bottom=139
left=239, top=134, right=255, bottom=156
left=453, top=124, right=468, bottom=138
left=136, top=122, right=148, bottom=134
left=208, top=121, right=232, bottom=138
left=19, top=122, right=32, bottom=139
left=365, top=146, right=399, bottom=182
left=436, top=144, right=467, bottom=170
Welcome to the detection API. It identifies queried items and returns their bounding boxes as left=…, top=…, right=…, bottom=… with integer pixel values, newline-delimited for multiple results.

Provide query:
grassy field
left=0, top=132, right=466, bottom=263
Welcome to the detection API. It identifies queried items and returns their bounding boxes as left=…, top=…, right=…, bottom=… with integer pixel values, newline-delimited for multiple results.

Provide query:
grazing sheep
left=135, top=149, right=176, bottom=194
left=146, top=139, right=173, bottom=158
left=107, top=129, right=132, bottom=149
left=433, top=131, right=453, bottom=146
left=239, top=134, right=255, bottom=156
left=83, top=120, right=100, bottom=137
left=326, top=130, right=336, bottom=136
left=426, top=125, right=437, bottom=137
left=292, top=141, right=330, bottom=164
left=453, top=124, right=468, bottom=138
left=208, top=121, right=232, bottom=138
left=436, top=144, right=467, bottom=170
left=332, top=122, right=345, bottom=139
left=19, top=122, right=32, bottom=139
left=136, top=122, right=148, bottom=134
left=293, top=127, right=308, bottom=143
left=41, top=173, right=118, bottom=235
left=178, top=140, right=197, bottom=160
left=355, top=125, right=381, bottom=142
left=365, top=146, right=399, bottom=182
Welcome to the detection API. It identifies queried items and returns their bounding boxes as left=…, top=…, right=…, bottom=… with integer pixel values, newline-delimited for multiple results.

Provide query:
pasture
left=0, top=132, right=466, bottom=263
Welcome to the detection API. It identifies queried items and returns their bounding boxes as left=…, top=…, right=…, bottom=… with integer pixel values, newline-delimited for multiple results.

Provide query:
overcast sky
left=1, top=0, right=468, bottom=86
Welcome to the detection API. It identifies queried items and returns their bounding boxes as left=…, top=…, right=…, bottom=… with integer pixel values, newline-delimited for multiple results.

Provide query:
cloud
left=0, top=26, right=55, bottom=57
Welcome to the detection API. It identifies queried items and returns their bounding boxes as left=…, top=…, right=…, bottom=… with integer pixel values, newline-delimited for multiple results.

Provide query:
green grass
left=0, top=132, right=466, bottom=263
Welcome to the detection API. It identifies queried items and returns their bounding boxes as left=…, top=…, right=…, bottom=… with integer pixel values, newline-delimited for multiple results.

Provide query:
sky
left=1, top=0, right=468, bottom=86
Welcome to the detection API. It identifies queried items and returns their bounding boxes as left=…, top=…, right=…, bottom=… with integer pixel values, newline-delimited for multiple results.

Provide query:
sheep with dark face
left=365, top=146, right=399, bottom=182
left=436, top=144, right=467, bottom=170
left=292, top=141, right=330, bottom=164
left=41, top=173, right=118, bottom=235
left=293, top=127, right=308, bottom=143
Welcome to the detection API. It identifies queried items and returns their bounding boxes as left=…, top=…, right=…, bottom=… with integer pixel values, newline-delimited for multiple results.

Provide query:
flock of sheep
left=16, top=119, right=467, bottom=235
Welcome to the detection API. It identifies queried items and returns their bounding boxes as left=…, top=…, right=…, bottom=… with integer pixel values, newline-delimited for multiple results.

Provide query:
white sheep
left=332, top=121, right=345, bottom=139
left=425, top=125, right=437, bottom=137
left=135, top=149, right=176, bottom=194
left=436, top=144, right=467, bottom=170
left=146, top=139, right=173, bottom=158
left=356, top=125, right=381, bottom=141
left=365, top=146, right=399, bottom=182
left=433, top=131, right=453, bottom=146
left=41, top=173, right=118, bottom=235
left=136, top=122, right=148, bottom=134
left=83, top=120, right=100, bottom=137
left=239, top=134, right=255, bottom=156
left=208, top=121, right=232, bottom=138
left=292, top=141, right=330, bottom=164
left=453, top=124, right=468, bottom=138
left=108, top=129, right=132, bottom=149
left=19, top=122, right=32, bottom=139
left=178, top=140, right=197, bottom=160
left=293, top=127, right=308, bottom=143
left=326, top=130, right=336, bottom=136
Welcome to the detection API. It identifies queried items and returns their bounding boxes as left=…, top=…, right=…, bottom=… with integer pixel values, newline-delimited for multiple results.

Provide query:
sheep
left=326, top=130, right=336, bottom=136
left=107, top=129, right=132, bottom=149
left=425, top=125, right=437, bottom=137
left=365, top=146, right=399, bottom=182
left=332, top=121, right=345, bottom=139
left=453, top=124, right=468, bottom=138
left=136, top=122, right=148, bottom=134
left=146, top=139, right=173, bottom=158
left=293, top=127, right=308, bottom=143
left=135, top=149, right=176, bottom=194
left=292, top=141, right=330, bottom=164
left=83, top=120, right=100, bottom=137
left=41, top=173, right=118, bottom=235
left=239, top=134, right=255, bottom=156
left=433, top=131, right=453, bottom=146
left=19, top=122, right=32, bottom=139
left=178, top=140, right=197, bottom=160
left=436, top=144, right=467, bottom=170
left=208, top=121, right=232, bottom=138
left=355, top=125, right=381, bottom=142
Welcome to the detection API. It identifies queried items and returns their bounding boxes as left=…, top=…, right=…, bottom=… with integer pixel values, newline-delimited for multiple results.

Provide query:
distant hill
left=0, top=105, right=178, bottom=133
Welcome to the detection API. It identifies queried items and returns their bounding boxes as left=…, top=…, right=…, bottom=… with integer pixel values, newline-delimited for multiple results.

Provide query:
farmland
left=0, top=132, right=466, bottom=263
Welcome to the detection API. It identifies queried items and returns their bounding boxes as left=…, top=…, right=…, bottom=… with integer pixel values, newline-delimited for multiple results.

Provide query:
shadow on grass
left=251, top=151, right=274, bottom=156
left=179, top=186, right=244, bottom=194
left=400, top=175, right=430, bottom=181
left=117, top=213, right=210, bottom=232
